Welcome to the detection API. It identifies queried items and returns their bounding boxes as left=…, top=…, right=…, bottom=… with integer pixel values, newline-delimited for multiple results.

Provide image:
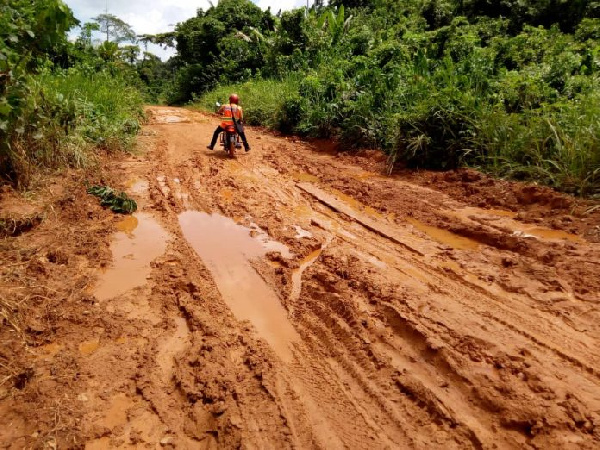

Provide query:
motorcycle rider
left=206, top=93, right=250, bottom=152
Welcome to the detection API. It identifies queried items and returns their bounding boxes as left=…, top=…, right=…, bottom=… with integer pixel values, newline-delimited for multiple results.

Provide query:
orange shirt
left=219, top=104, right=243, bottom=129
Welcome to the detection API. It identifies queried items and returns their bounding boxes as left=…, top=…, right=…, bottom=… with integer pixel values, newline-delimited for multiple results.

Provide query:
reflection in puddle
left=407, top=218, right=480, bottom=251
left=95, top=213, right=169, bottom=301
left=178, top=211, right=299, bottom=361
left=116, top=215, right=139, bottom=234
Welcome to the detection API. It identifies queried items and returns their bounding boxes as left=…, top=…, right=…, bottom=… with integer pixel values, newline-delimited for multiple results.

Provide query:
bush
left=188, top=1, right=600, bottom=196
left=194, top=77, right=301, bottom=130
left=2, top=68, right=144, bottom=187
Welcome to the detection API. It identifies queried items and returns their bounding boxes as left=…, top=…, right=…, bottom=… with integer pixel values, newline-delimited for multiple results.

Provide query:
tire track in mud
left=144, top=130, right=412, bottom=449
left=297, top=176, right=600, bottom=380
left=84, top=107, right=599, bottom=449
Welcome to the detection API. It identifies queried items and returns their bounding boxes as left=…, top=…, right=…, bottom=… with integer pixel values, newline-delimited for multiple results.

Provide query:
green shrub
left=2, top=68, right=144, bottom=187
left=194, top=77, right=301, bottom=129
left=188, top=1, right=600, bottom=196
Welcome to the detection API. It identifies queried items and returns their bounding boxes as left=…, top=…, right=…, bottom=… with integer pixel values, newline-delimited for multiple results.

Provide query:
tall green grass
left=196, top=75, right=600, bottom=196
left=193, top=77, right=301, bottom=132
left=3, top=68, right=144, bottom=188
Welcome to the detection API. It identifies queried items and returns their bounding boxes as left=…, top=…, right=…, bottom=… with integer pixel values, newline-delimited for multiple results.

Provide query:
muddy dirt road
left=2, top=106, right=600, bottom=449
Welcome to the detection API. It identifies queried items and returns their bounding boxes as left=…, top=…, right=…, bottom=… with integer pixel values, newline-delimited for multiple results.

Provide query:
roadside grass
left=196, top=77, right=600, bottom=197
left=2, top=68, right=144, bottom=189
left=193, top=77, right=301, bottom=131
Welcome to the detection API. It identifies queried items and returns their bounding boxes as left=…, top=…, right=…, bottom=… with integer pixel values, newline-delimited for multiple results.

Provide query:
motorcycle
left=216, top=102, right=242, bottom=158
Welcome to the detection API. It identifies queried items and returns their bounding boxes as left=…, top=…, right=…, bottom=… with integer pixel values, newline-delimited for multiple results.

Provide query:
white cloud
left=64, top=0, right=318, bottom=60
left=257, top=0, right=312, bottom=13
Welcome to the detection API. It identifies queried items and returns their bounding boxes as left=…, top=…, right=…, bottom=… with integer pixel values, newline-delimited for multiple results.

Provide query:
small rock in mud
left=160, top=436, right=174, bottom=446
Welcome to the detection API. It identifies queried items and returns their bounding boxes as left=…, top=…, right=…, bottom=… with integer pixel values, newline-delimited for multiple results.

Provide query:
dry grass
left=0, top=215, right=43, bottom=238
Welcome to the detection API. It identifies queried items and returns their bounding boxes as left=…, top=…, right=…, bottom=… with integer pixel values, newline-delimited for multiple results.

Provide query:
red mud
left=1, top=106, right=599, bottom=449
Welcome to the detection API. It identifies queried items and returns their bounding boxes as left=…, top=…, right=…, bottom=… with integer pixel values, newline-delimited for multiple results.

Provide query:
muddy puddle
left=153, top=112, right=189, bottom=124
left=330, top=188, right=387, bottom=220
left=458, top=206, right=583, bottom=243
left=94, top=213, right=169, bottom=301
left=513, top=227, right=583, bottom=243
left=407, top=218, right=480, bottom=251
left=294, top=225, right=313, bottom=239
left=178, top=211, right=300, bottom=361
left=292, top=172, right=320, bottom=183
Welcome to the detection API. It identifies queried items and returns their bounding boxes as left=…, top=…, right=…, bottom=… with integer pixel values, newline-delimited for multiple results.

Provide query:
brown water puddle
left=116, top=215, right=138, bottom=234
left=407, top=218, right=480, bottom=251
left=514, top=227, right=583, bottom=243
left=38, top=342, right=62, bottom=357
left=129, top=179, right=149, bottom=195
left=458, top=207, right=582, bottom=242
left=350, top=170, right=388, bottom=182
left=94, top=213, right=169, bottom=302
left=153, top=113, right=189, bottom=124
left=292, top=172, right=320, bottom=183
left=178, top=211, right=300, bottom=362
left=330, top=188, right=387, bottom=220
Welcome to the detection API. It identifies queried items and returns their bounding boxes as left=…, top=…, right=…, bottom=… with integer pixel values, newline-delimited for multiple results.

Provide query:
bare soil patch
left=1, top=106, right=599, bottom=449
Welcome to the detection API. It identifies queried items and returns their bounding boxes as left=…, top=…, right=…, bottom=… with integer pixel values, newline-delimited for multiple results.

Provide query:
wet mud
left=1, top=106, right=599, bottom=449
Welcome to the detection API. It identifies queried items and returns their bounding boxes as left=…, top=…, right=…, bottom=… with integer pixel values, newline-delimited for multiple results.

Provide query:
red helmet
left=229, top=93, right=239, bottom=104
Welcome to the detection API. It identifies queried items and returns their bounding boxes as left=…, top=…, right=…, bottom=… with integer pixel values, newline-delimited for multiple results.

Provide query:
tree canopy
left=92, top=13, right=136, bottom=43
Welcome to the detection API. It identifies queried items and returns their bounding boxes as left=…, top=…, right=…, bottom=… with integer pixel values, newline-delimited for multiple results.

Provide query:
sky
left=65, top=0, right=314, bottom=60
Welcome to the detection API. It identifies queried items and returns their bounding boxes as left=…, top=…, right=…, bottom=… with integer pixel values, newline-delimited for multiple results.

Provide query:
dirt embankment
left=1, top=106, right=599, bottom=449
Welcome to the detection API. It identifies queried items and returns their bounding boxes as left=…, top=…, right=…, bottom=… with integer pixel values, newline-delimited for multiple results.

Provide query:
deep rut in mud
left=1, top=106, right=600, bottom=449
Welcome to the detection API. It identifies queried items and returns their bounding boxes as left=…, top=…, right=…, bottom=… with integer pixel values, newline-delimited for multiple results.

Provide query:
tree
left=92, top=13, right=136, bottom=43
left=77, top=22, right=100, bottom=48
left=329, top=0, right=374, bottom=8
left=119, top=45, right=140, bottom=64
left=170, top=0, right=275, bottom=102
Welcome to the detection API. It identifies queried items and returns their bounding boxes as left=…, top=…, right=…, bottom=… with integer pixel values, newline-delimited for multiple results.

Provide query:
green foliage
left=2, top=68, right=143, bottom=188
left=1, top=1, right=149, bottom=188
left=87, top=185, right=138, bottom=214
left=190, top=0, right=600, bottom=196
left=195, top=77, right=301, bottom=130
left=168, top=0, right=275, bottom=103
left=1, top=0, right=79, bottom=186
left=92, top=13, right=136, bottom=43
